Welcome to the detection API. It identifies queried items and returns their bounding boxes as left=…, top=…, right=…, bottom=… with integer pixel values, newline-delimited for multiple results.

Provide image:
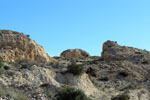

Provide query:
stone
left=101, top=40, right=150, bottom=62
left=0, top=30, right=52, bottom=63
left=60, top=49, right=90, bottom=59
left=55, top=73, right=99, bottom=97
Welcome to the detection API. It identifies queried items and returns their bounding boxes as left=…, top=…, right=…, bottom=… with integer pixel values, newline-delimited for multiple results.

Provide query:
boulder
left=0, top=30, right=52, bottom=63
left=60, top=49, right=90, bottom=59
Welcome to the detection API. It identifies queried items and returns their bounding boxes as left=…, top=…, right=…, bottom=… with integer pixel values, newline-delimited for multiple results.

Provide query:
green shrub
left=118, top=71, right=128, bottom=78
left=111, top=94, right=130, bottom=100
left=86, top=67, right=97, bottom=77
left=56, top=86, right=91, bottom=100
left=7, top=70, right=15, bottom=76
left=99, top=77, right=109, bottom=81
left=67, top=63, right=85, bottom=75
left=13, top=92, right=27, bottom=100
left=0, top=57, right=3, bottom=68
left=119, top=84, right=137, bottom=91
left=20, top=64, right=28, bottom=69
left=141, top=58, right=150, bottom=64
left=0, top=86, right=27, bottom=100
left=4, top=65, right=10, bottom=70
left=0, top=58, right=4, bottom=76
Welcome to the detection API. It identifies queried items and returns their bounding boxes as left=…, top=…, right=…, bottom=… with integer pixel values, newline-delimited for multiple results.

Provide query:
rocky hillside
left=0, top=30, right=52, bottom=63
left=0, top=31, right=150, bottom=100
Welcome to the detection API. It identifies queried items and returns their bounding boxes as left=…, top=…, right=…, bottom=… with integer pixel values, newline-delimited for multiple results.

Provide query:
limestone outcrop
left=102, top=40, right=150, bottom=62
left=60, top=49, right=90, bottom=59
left=0, top=30, right=51, bottom=63
left=55, top=73, right=99, bottom=97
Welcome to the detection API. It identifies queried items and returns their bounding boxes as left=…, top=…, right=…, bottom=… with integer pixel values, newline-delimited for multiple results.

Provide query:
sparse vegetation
left=111, top=94, right=130, bottom=100
left=118, top=71, right=128, bottom=77
left=67, top=63, right=85, bottom=75
left=4, top=65, right=10, bottom=70
left=119, top=84, right=137, bottom=91
left=140, top=58, right=150, bottom=64
left=56, top=85, right=91, bottom=100
left=116, top=71, right=128, bottom=79
left=20, top=62, right=29, bottom=69
left=86, top=67, right=97, bottom=77
left=7, top=70, right=15, bottom=76
left=99, top=77, right=109, bottom=81
left=135, top=50, right=148, bottom=55
left=0, top=57, right=4, bottom=76
left=0, top=86, right=28, bottom=100
left=93, top=81, right=100, bottom=88
left=13, top=92, right=28, bottom=100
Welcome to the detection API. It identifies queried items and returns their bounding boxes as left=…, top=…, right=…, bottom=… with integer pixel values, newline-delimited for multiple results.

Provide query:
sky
left=0, top=0, right=150, bottom=56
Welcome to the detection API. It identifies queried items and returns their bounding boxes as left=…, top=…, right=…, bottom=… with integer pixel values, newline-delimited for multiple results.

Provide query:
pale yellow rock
left=129, top=89, right=150, bottom=100
left=14, top=67, right=60, bottom=87
left=0, top=30, right=52, bottom=63
left=56, top=73, right=99, bottom=97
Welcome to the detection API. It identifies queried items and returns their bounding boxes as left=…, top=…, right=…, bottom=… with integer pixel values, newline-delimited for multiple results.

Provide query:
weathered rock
left=60, top=49, right=90, bottom=59
left=0, top=59, right=150, bottom=100
left=0, top=78, right=8, bottom=88
left=55, top=73, right=99, bottom=97
left=0, top=30, right=52, bottom=63
left=14, top=65, right=60, bottom=87
left=129, top=89, right=150, bottom=100
left=101, top=40, right=150, bottom=62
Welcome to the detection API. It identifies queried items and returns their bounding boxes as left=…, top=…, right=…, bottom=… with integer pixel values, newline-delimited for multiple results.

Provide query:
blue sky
left=0, top=0, right=150, bottom=56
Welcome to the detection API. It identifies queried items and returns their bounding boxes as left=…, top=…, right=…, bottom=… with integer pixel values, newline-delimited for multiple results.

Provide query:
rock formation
left=0, top=30, right=52, bottom=63
left=55, top=73, right=99, bottom=97
left=60, top=49, right=90, bottom=59
left=102, top=40, right=150, bottom=62
left=0, top=33, right=150, bottom=100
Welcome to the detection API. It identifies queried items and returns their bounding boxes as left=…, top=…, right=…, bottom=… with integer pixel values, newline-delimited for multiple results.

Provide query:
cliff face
left=0, top=30, right=51, bottom=63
